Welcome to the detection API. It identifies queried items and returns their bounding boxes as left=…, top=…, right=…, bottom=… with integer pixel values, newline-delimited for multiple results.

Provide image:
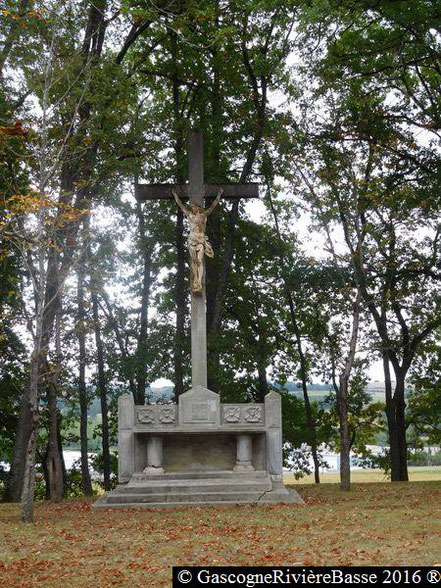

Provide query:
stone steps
left=105, top=490, right=269, bottom=505
left=117, top=480, right=271, bottom=494
left=92, top=470, right=302, bottom=509
left=129, top=469, right=268, bottom=482
left=93, top=499, right=277, bottom=509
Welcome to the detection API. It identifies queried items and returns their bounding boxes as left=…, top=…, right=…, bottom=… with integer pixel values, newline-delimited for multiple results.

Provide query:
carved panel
left=191, top=403, right=209, bottom=421
left=158, top=406, right=177, bottom=424
left=221, top=404, right=264, bottom=425
left=223, top=407, right=241, bottom=423
left=243, top=405, right=263, bottom=423
left=137, top=407, right=157, bottom=424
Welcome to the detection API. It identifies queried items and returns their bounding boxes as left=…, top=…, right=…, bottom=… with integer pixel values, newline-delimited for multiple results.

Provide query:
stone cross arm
left=135, top=182, right=259, bottom=201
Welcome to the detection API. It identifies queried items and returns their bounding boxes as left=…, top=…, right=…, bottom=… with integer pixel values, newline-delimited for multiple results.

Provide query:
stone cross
left=135, top=130, right=258, bottom=389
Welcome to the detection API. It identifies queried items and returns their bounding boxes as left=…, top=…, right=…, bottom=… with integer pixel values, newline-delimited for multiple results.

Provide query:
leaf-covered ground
left=1, top=482, right=440, bottom=587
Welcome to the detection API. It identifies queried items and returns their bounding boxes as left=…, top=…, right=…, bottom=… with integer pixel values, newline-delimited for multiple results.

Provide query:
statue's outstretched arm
left=204, top=188, right=224, bottom=216
left=172, top=189, right=190, bottom=216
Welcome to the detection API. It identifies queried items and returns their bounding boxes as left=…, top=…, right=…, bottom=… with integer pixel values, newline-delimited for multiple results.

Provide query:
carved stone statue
left=172, top=188, right=223, bottom=295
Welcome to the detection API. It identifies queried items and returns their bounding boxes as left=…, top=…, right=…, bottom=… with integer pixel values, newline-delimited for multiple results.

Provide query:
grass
left=1, top=481, right=441, bottom=587
left=285, top=465, right=441, bottom=485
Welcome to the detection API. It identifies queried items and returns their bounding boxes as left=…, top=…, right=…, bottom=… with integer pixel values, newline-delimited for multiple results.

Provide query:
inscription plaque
left=179, top=385, right=220, bottom=426
left=192, top=403, right=209, bottom=421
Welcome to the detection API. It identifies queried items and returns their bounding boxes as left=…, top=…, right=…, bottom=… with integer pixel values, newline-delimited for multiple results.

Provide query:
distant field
left=285, top=465, right=441, bottom=484
left=290, top=388, right=387, bottom=404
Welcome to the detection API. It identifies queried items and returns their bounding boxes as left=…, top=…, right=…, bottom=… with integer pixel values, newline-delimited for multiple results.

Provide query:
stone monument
left=93, top=131, right=301, bottom=508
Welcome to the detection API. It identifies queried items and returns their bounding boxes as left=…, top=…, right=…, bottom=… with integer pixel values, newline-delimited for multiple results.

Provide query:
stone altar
left=93, top=386, right=300, bottom=507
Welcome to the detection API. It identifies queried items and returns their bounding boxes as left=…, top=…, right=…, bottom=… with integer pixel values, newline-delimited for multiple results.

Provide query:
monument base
left=95, top=388, right=304, bottom=509
left=93, top=469, right=303, bottom=509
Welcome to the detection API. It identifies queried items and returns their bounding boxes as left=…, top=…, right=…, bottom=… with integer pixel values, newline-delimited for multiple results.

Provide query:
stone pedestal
left=94, top=388, right=303, bottom=508
left=234, top=434, right=254, bottom=471
left=143, top=435, right=164, bottom=474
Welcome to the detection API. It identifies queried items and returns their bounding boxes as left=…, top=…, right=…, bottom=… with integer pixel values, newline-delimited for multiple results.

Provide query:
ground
left=285, top=465, right=441, bottom=485
left=1, top=476, right=440, bottom=587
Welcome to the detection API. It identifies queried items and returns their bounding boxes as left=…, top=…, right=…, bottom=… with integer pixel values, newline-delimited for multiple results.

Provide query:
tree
left=2, top=0, right=152, bottom=519
left=407, top=335, right=441, bottom=448
left=289, top=98, right=441, bottom=481
left=295, top=0, right=441, bottom=482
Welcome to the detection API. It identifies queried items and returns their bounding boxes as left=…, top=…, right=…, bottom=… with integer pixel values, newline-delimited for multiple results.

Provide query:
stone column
left=234, top=434, right=254, bottom=471
left=144, top=435, right=164, bottom=474
left=118, top=393, right=135, bottom=483
left=265, top=392, right=283, bottom=482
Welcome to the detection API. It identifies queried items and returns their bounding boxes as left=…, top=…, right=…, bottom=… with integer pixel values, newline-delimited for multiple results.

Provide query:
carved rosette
left=223, top=407, right=241, bottom=423
left=137, top=406, right=177, bottom=425
left=243, top=405, right=263, bottom=423
left=158, top=406, right=177, bottom=424
left=222, top=405, right=264, bottom=425
left=137, top=407, right=157, bottom=424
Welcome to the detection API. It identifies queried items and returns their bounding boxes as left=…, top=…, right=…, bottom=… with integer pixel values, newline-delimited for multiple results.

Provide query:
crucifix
left=135, top=130, right=258, bottom=390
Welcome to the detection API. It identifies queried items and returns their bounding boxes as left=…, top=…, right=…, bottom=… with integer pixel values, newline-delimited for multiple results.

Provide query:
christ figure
left=172, top=188, right=223, bottom=295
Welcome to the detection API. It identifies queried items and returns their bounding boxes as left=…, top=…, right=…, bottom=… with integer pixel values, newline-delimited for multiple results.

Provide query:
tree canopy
left=1, top=0, right=441, bottom=519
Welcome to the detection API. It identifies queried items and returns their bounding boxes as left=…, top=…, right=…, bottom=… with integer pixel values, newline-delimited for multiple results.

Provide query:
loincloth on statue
left=188, top=235, right=214, bottom=258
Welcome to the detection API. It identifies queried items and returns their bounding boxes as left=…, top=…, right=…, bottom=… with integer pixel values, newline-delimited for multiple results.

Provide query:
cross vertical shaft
left=135, top=131, right=259, bottom=393
left=188, top=131, right=207, bottom=388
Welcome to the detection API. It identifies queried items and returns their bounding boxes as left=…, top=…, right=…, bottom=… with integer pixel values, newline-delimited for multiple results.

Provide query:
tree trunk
left=171, top=42, right=186, bottom=401
left=257, top=359, right=269, bottom=402
left=135, top=202, right=152, bottom=405
left=393, top=371, right=408, bottom=481
left=45, top=306, right=64, bottom=502
left=57, top=418, right=67, bottom=490
left=5, top=387, right=31, bottom=501
left=298, top=349, right=321, bottom=485
left=19, top=223, right=63, bottom=518
left=19, top=247, right=61, bottom=520
left=338, top=375, right=351, bottom=491
left=91, top=290, right=111, bottom=490
left=292, top=311, right=321, bottom=484
left=42, top=442, right=50, bottom=500
left=20, top=234, right=49, bottom=521
left=383, top=352, right=397, bottom=479
left=45, top=379, right=64, bottom=501
left=77, top=261, right=93, bottom=495
left=20, top=350, right=40, bottom=523
left=338, top=289, right=361, bottom=491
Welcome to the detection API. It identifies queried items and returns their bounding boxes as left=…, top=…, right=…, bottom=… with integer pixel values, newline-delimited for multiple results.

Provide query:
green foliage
left=408, top=338, right=441, bottom=446
left=0, top=326, right=27, bottom=463
left=65, top=468, right=98, bottom=498
left=281, top=391, right=333, bottom=478
left=91, top=451, right=118, bottom=490
left=2, top=0, right=441, bottom=496
left=408, top=450, right=441, bottom=467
